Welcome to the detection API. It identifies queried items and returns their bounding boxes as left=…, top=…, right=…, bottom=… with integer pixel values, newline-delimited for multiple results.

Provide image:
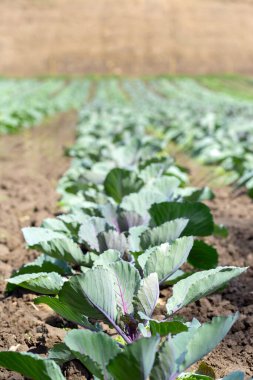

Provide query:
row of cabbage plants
left=147, top=78, right=253, bottom=197
left=0, top=80, right=247, bottom=379
left=0, top=79, right=90, bottom=134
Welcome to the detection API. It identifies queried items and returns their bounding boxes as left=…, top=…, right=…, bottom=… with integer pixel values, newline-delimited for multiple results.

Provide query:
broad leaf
left=34, top=296, right=96, bottom=329
left=167, top=267, right=247, bottom=314
left=101, top=204, right=145, bottom=233
left=149, top=202, right=214, bottom=236
left=110, top=261, right=141, bottom=315
left=6, top=255, right=71, bottom=292
left=104, top=168, right=144, bottom=203
left=139, top=161, right=174, bottom=182
left=65, top=329, right=121, bottom=379
left=143, top=176, right=180, bottom=200
left=164, top=270, right=192, bottom=285
left=149, top=320, right=188, bottom=336
left=78, top=217, right=108, bottom=251
left=107, top=336, right=160, bottom=380
left=139, top=219, right=189, bottom=249
left=59, top=268, right=117, bottom=323
left=150, top=338, right=185, bottom=380
left=117, top=210, right=145, bottom=232
left=93, top=249, right=121, bottom=266
left=23, top=227, right=84, bottom=265
left=48, top=343, right=74, bottom=365
left=50, top=264, right=142, bottom=342
left=42, top=218, right=71, bottom=235
left=19, top=254, right=71, bottom=275
left=22, top=227, right=65, bottom=245
left=128, top=225, right=148, bottom=252
left=121, top=189, right=166, bottom=218
left=7, top=272, right=64, bottom=295
left=98, top=230, right=128, bottom=254
left=139, top=237, right=194, bottom=284
left=0, top=352, right=65, bottom=380
left=172, top=314, right=239, bottom=371
left=135, top=273, right=159, bottom=318
left=188, top=240, right=218, bottom=270
left=59, top=211, right=92, bottom=237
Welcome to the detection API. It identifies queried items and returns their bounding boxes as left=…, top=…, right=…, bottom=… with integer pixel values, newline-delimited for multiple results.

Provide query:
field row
left=0, top=79, right=249, bottom=379
left=1, top=77, right=252, bottom=197
left=0, top=79, right=90, bottom=134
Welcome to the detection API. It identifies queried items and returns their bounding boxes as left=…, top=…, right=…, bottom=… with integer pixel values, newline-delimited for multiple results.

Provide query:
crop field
left=0, top=76, right=252, bottom=380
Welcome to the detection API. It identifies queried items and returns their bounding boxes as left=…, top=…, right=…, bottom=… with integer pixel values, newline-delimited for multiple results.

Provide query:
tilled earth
left=0, top=120, right=252, bottom=379
left=0, top=113, right=78, bottom=379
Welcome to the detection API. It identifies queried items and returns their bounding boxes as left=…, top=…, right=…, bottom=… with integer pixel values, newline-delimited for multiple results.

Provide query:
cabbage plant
left=0, top=315, right=246, bottom=380
left=0, top=81, right=248, bottom=380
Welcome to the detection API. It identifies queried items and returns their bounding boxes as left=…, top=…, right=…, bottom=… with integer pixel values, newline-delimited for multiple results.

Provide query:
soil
left=197, top=187, right=253, bottom=376
left=0, top=119, right=252, bottom=379
left=0, top=113, right=77, bottom=379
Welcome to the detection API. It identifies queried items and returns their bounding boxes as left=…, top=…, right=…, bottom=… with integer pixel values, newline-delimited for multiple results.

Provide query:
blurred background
left=1, top=0, right=253, bottom=76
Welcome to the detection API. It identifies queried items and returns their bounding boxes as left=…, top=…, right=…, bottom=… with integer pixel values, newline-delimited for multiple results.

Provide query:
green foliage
left=7, top=272, right=64, bottom=294
left=104, top=168, right=144, bottom=202
left=139, top=219, right=189, bottom=249
left=107, top=336, right=160, bottom=380
left=48, top=343, right=75, bottom=365
left=0, top=352, right=64, bottom=380
left=172, top=314, right=238, bottom=371
left=150, top=202, right=214, bottom=236
left=167, top=267, right=247, bottom=314
left=149, top=320, right=188, bottom=336
left=65, top=330, right=121, bottom=379
left=0, top=79, right=90, bottom=134
left=1, top=78, right=248, bottom=380
left=187, top=240, right=218, bottom=270
left=23, top=227, right=85, bottom=265
left=135, top=273, right=159, bottom=318
left=138, top=236, right=193, bottom=284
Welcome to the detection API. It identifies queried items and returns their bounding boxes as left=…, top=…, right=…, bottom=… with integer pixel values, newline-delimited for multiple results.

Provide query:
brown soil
left=1, top=0, right=253, bottom=76
left=0, top=120, right=252, bottom=378
left=199, top=188, right=253, bottom=376
left=0, top=113, right=77, bottom=379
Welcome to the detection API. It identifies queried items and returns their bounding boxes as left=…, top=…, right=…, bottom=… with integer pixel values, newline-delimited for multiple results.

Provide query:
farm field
left=0, top=77, right=252, bottom=379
